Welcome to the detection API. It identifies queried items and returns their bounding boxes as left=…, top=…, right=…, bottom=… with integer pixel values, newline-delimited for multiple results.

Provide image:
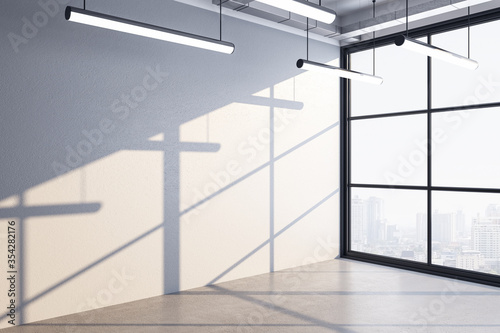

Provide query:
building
left=365, top=196, right=384, bottom=243
left=432, top=211, right=455, bottom=244
left=456, top=210, right=467, bottom=238
left=351, top=195, right=365, bottom=244
left=386, top=224, right=398, bottom=243
left=472, top=218, right=500, bottom=259
left=416, top=213, right=427, bottom=243
left=456, top=251, right=484, bottom=271
left=486, top=204, right=500, bottom=217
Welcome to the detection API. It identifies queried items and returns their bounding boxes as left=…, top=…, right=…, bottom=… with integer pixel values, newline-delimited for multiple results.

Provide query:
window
left=342, top=10, right=500, bottom=287
left=351, top=40, right=427, bottom=117
left=350, top=187, right=427, bottom=262
left=351, top=115, right=427, bottom=186
left=433, top=191, right=500, bottom=275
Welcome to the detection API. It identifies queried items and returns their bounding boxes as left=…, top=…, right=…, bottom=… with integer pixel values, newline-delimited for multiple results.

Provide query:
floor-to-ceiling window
left=341, top=9, right=500, bottom=287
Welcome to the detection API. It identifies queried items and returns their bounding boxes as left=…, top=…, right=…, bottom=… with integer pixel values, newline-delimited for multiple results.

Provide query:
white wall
left=0, top=0, right=339, bottom=327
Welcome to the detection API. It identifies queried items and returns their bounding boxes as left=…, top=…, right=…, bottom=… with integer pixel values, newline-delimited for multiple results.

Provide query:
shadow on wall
left=0, top=0, right=340, bottom=327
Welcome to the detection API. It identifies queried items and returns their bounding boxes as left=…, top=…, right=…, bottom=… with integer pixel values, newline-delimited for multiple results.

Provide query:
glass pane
left=432, top=191, right=500, bottom=276
left=351, top=188, right=427, bottom=262
left=351, top=115, right=427, bottom=186
left=350, top=39, right=427, bottom=117
left=432, top=108, right=500, bottom=189
left=432, top=21, right=500, bottom=108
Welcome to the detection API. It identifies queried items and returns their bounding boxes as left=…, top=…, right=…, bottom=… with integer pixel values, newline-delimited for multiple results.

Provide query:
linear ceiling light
left=296, top=1, right=382, bottom=85
left=65, top=6, right=235, bottom=54
left=297, top=59, right=383, bottom=85
left=394, top=0, right=477, bottom=69
left=395, top=35, right=478, bottom=70
left=255, top=0, right=336, bottom=24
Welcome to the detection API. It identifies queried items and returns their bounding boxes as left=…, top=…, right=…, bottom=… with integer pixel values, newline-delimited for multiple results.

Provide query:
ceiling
left=320, top=0, right=398, bottom=17
left=187, top=0, right=500, bottom=45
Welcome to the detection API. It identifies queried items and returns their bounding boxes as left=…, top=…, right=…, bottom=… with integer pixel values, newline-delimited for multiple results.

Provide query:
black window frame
left=340, top=6, right=500, bottom=288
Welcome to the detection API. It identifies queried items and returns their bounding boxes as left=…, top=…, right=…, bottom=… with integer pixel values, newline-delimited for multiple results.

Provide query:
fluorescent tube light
left=296, top=59, right=383, bottom=85
left=256, top=0, right=336, bottom=24
left=395, top=35, right=478, bottom=70
left=65, top=6, right=235, bottom=54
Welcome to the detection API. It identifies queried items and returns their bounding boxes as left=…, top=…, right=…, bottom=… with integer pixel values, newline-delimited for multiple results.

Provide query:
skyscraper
left=365, top=196, right=384, bottom=243
left=416, top=213, right=427, bottom=243
left=432, top=211, right=455, bottom=244
left=472, top=217, right=500, bottom=259
left=351, top=195, right=365, bottom=244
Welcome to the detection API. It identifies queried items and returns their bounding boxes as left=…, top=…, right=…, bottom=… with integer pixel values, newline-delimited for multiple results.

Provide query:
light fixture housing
left=256, top=0, right=336, bottom=24
left=395, top=35, right=478, bottom=70
left=65, top=6, right=235, bottom=54
left=297, top=59, right=383, bottom=85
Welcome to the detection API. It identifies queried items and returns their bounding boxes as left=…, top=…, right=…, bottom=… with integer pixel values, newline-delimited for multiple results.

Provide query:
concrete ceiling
left=178, top=0, right=500, bottom=45
left=320, top=0, right=397, bottom=17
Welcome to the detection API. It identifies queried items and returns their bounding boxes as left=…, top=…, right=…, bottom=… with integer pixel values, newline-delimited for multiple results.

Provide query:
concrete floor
left=3, top=259, right=500, bottom=333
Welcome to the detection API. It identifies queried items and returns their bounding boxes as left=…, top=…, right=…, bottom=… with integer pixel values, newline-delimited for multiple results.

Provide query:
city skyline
left=351, top=192, right=500, bottom=274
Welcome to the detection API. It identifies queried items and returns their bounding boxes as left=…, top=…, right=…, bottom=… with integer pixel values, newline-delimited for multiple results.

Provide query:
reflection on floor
left=4, top=259, right=500, bottom=333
